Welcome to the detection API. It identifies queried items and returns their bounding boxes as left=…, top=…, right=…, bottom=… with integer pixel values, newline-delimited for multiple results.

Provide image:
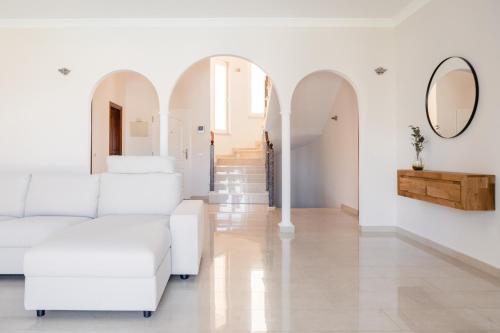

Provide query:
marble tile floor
left=1, top=205, right=500, bottom=332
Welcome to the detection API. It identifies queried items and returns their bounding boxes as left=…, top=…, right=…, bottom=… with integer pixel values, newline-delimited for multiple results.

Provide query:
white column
left=159, top=111, right=168, bottom=157
left=279, top=110, right=295, bottom=233
left=279, top=232, right=294, bottom=330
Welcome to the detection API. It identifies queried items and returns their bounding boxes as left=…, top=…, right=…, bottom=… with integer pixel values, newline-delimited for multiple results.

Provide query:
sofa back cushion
left=0, top=174, right=31, bottom=217
left=107, top=156, right=175, bottom=174
left=25, top=174, right=100, bottom=218
left=98, top=173, right=182, bottom=216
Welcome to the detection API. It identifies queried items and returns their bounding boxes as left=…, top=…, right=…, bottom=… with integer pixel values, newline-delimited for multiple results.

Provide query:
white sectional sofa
left=0, top=157, right=205, bottom=318
left=0, top=173, right=98, bottom=274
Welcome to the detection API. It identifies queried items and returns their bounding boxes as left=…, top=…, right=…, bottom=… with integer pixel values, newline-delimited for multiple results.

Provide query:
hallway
left=1, top=206, right=500, bottom=332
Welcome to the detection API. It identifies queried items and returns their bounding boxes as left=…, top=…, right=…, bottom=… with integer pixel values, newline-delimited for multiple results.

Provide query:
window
left=250, top=64, right=266, bottom=116
left=214, top=61, right=228, bottom=132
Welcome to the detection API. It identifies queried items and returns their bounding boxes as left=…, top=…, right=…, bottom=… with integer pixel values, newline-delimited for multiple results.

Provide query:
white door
left=168, top=115, right=189, bottom=198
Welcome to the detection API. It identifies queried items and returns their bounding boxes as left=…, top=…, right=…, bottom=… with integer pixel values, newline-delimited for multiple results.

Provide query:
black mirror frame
left=425, top=56, right=479, bottom=139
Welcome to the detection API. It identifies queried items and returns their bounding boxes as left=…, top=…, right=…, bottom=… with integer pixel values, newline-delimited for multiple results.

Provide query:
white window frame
left=211, top=59, right=230, bottom=134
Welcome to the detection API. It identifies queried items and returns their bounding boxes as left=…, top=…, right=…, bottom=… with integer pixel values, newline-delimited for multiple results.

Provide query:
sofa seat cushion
left=0, top=216, right=90, bottom=248
left=24, top=215, right=171, bottom=278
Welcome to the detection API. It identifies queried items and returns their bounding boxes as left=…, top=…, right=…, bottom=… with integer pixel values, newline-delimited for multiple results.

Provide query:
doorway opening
left=109, top=102, right=123, bottom=156
left=169, top=56, right=280, bottom=204
left=286, top=70, right=359, bottom=214
left=90, top=71, right=160, bottom=174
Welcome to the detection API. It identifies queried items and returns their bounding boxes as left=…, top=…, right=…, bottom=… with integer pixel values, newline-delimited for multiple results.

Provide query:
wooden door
left=109, top=103, right=123, bottom=156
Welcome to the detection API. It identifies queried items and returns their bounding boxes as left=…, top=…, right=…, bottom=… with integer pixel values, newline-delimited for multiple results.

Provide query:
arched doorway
left=289, top=70, right=359, bottom=213
left=90, top=71, right=160, bottom=174
left=168, top=55, right=281, bottom=202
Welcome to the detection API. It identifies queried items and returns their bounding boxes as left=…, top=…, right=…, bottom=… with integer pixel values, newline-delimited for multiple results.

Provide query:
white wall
left=319, top=81, right=358, bottom=209
left=264, top=87, right=281, bottom=147
left=396, top=0, right=500, bottom=268
left=0, top=25, right=397, bottom=227
left=211, top=56, right=265, bottom=156
left=290, top=141, right=323, bottom=208
left=122, top=73, right=160, bottom=156
left=91, top=71, right=159, bottom=173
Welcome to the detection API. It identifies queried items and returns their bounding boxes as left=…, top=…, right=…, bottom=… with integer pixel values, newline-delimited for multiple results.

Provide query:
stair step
left=215, top=165, right=265, bottom=174
left=234, top=152, right=263, bottom=159
left=215, top=174, right=266, bottom=183
left=214, top=182, right=267, bottom=193
left=234, top=147, right=263, bottom=151
left=209, top=192, right=269, bottom=204
left=216, top=154, right=236, bottom=159
left=211, top=144, right=267, bottom=204
left=216, top=170, right=265, bottom=176
left=217, top=158, right=264, bottom=166
left=232, top=148, right=264, bottom=159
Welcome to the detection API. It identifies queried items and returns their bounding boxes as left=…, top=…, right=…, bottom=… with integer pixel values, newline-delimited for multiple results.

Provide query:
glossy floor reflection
left=1, top=205, right=500, bottom=332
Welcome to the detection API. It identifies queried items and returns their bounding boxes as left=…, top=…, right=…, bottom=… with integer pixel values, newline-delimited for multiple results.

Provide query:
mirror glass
left=426, top=57, right=478, bottom=138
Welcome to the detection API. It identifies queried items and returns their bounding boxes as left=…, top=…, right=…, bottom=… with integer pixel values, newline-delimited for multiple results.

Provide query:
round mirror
left=426, top=57, right=479, bottom=138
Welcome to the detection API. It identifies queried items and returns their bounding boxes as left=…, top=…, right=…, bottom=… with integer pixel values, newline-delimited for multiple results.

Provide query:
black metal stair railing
left=268, top=143, right=274, bottom=207
left=264, top=131, right=274, bottom=207
left=210, top=131, right=215, bottom=192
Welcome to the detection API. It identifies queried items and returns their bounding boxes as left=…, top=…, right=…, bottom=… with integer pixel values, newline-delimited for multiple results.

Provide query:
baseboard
left=341, top=204, right=359, bottom=217
left=358, top=225, right=500, bottom=278
left=396, top=227, right=500, bottom=278
left=189, top=196, right=208, bottom=202
left=359, top=225, right=396, bottom=233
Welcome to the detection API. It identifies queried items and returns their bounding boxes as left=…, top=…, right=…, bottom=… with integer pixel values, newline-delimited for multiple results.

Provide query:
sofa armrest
left=169, top=200, right=205, bottom=275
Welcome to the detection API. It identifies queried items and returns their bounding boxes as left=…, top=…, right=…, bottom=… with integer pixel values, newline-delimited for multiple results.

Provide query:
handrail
left=267, top=142, right=274, bottom=207
left=209, top=131, right=215, bottom=192
left=264, top=131, right=270, bottom=191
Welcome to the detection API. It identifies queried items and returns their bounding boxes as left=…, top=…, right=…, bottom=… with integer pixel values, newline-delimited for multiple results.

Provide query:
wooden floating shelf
left=397, top=170, right=495, bottom=211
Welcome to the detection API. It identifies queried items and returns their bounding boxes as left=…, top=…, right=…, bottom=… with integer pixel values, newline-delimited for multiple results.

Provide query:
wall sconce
left=331, top=115, right=338, bottom=121
left=374, top=67, right=388, bottom=75
left=58, top=67, right=71, bottom=76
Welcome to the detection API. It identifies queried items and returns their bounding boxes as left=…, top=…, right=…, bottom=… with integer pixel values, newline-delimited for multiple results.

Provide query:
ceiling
left=0, top=0, right=420, bottom=19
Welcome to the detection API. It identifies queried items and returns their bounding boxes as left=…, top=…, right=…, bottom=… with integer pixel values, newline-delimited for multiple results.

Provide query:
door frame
left=109, top=101, right=123, bottom=156
left=169, top=110, right=192, bottom=199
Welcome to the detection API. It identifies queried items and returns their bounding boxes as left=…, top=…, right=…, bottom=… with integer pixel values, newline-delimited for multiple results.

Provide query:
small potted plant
left=409, top=125, right=425, bottom=171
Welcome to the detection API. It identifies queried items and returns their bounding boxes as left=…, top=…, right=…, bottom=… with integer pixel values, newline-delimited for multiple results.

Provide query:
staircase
left=209, top=144, right=269, bottom=204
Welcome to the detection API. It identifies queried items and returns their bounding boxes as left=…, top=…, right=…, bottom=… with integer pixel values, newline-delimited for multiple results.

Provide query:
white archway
left=289, top=69, right=359, bottom=213
left=90, top=70, right=160, bottom=174
left=166, top=54, right=283, bottom=204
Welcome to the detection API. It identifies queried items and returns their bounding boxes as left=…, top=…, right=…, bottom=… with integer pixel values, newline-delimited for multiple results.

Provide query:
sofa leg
left=180, top=274, right=189, bottom=280
left=36, top=310, right=45, bottom=317
left=143, top=311, right=152, bottom=318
